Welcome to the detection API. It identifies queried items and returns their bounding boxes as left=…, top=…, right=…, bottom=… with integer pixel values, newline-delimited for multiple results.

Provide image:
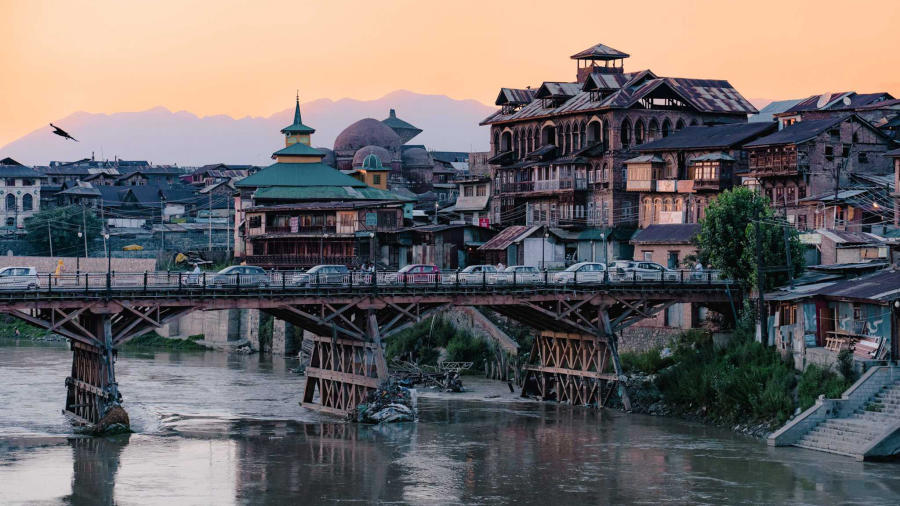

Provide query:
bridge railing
left=14, top=268, right=732, bottom=295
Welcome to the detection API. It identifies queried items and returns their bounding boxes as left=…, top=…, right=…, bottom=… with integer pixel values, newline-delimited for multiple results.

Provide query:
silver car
left=292, top=265, right=350, bottom=286
left=211, top=265, right=271, bottom=288
left=631, top=261, right=680, bottom=281
left=451, top=265, right=498, bottom=285
left=0, top=267, right=39, bottom=290
left=551, top=262, right=607, bottom=284
left=491, top=265, right=543, bottom=285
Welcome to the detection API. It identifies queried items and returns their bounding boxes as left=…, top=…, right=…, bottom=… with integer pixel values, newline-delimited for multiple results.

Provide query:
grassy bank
left=120, top=332, right=210, bottom=351
left=385, top=316, right=493, bottom=371
left=621, top=330, right=855, bottom=429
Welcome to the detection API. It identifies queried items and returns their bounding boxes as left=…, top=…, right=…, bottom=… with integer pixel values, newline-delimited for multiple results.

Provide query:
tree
left=696, top=187, right=803, bottom=290
left=24, top=205, right=102, bottom=257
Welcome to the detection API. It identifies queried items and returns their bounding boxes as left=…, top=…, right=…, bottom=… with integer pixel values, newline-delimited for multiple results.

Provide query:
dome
left=315, top=147, right=336, bottom=167
left=334, top=118, right=402, bottom=153
left=401, top=147, right=433, bottom=168
left=352, top=145, right=392, bottom=168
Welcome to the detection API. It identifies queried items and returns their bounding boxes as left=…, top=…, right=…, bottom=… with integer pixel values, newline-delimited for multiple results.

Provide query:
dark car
left=396, top=264, right=441, bottom=284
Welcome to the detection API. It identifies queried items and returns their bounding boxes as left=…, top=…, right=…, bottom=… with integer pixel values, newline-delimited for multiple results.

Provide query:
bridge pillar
left=64, top=313, right=129, bottom=432
left=521, top=331, right=619, bottom=408
left=301, top=310, right=387, bottom=416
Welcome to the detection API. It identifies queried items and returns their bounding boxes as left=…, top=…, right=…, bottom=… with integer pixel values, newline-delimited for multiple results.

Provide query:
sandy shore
left=414, top=376, right=535, bottom=403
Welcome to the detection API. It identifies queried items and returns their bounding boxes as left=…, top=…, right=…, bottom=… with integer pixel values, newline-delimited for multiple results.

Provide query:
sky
left=2, top=0, right=899, bottom=147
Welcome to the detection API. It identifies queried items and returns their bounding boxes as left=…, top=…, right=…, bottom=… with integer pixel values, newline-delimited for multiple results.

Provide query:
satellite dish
left=843, top=96, right=852, bottom=106
left=815, top=94, right=830, bottom=109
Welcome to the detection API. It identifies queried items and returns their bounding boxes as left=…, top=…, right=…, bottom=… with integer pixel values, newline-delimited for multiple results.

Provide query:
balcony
left=626, top=180, right=654, bottom=192
left=243, top=254, right=357, bottom=269
left=748, top=153, right=798, bottom=177
left=693, top=178, right=729, bottom=191
left=263, top=225, right=337, bottom=235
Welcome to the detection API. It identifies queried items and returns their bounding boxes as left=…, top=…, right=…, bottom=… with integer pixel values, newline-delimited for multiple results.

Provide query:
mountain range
left=1, top=90, right=495, bottom=167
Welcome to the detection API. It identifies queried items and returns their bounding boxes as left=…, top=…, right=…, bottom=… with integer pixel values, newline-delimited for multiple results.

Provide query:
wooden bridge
left=0, top=270, right=738, bottom=431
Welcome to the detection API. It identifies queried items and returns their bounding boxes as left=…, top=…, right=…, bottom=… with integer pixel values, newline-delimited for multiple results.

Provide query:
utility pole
left=226, top=190, right=231, bottom=259
left=159, top=196, right=166, bottom=253
left=101, top=203, right=107, bottom=258
left=47, top=218, right=53, bottom=257
left=754, top=217, right=767, bottom=345
left=82, top=205, right=88, bottom=259
left=208, top=190, right=213, bottom=252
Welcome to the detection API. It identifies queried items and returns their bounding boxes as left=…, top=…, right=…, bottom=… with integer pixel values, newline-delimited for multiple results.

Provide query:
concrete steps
left=793, top=379, right=900, bottom=458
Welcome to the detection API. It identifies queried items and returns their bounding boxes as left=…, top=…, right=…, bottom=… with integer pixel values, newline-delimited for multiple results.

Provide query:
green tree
left=24, top=205, right=102, bottom=256
left=696, top=187, right=803, bottom=290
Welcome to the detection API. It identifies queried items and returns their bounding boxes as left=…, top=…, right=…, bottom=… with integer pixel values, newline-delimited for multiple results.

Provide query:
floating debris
left=354, top=380, right=416, bottom=424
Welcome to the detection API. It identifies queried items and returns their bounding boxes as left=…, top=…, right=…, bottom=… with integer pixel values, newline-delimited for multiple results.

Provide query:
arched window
left=648, top=119, right=659, bottom=141
left=500, top=131, right=512, bottom=152
left=653, top=198, right=662, bottom=224
left=662, top=119, right=672, bottom=137
left=564, top=124, right=571, bottom=154
left=579, top=121, right=586, bottom=150
left=620, top=118, right=632, bottom=149
left=541, top=125, right=557, bottom=146
left=526, top=128, right=533, bottom=154
left=587, top=121, right=602, bottom=144
left=675, top=198, right=683, bottom=212
left=5, top=194, right=15, bottom=211
left=22, top=194, right=32, bottom=211
left=663, top=198, right=672, bottom=212
left=493, top=131, right=500, bottom=152
left=5, top=217, right=13, bottom=227
left=513, top=131, right=519, bottom=158
left=533, top=129, right=540, bottom=151
left=634, top=120, right=645, bottom=145
left=643, top=198, right=652, bottom=223
left=676, top=119, right=685, bottom=131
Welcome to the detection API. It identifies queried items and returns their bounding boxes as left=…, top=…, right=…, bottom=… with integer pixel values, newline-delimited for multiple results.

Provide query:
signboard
left=289, top=216, right=298, bottom=233
left=365, top=213, right=378, bottom=226
left=656, top=180, right=677, bottom=193
left=478, top=217, right=490, bottom=228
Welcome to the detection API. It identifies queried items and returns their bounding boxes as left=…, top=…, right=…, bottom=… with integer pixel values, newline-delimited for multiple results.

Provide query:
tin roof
left=496, top=88, right=536, bottom=106
left=479, top=225, right=541, bottom=251
left=631, top=224, right=700, bottom=244
left=272, top=142, right=327, bottom=158
left=743, top=116, right=849, bottom=148
left=637, top=122, right=776, bottom=151
left=235, top=162, right=367, bottom=188
left=570, top=43, right=630, bottom=60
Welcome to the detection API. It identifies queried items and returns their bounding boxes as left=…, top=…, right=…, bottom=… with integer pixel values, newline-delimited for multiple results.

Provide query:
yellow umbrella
left=122, top=244, right=144, bottom=251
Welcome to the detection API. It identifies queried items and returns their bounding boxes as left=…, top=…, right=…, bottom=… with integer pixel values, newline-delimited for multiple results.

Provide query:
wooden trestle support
left=521, top=331, right=620, bottom=407
left=5, top=302, right=191, bottom=432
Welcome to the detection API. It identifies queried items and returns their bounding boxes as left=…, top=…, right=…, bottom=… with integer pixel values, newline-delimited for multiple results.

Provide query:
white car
left=630, top=261, right=680, bottom=281
left=450, top=265, right=498, bottom=285
left=0, top=267, right=39, bottom=290
left=551, top=262, right=607, bottom=284
left=211, top=265, right=271, bottom=288
left=491, top=265, right=543, bottom=285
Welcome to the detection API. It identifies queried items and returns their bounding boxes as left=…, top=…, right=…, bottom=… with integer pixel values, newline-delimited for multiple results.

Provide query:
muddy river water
left=1, top=339, right=898, bottom=505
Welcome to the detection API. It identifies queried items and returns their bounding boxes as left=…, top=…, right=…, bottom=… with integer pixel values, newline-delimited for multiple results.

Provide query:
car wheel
left=27, top=283, right=37, bottom=290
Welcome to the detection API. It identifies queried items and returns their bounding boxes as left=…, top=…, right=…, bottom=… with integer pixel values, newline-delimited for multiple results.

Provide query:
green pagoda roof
left=254, top=185, right=412, bottom=202
left=272, top=142, right=326, bottom=158
left=235, top=162, right=367, bottom=188
left=281, top=96, right=316, bottom=135
left=361, top=153, right=391, bottom=171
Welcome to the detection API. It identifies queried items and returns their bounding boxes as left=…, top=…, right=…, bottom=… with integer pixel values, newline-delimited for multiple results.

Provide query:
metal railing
left=4, top=268, right=732, bottom=298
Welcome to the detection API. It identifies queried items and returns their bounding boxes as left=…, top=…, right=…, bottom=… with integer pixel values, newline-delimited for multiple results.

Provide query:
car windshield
left=564, top=264, right=586, bottom=272
left=307, top=266, right=325, bottom=273
left=461, top=266, right=479, bottom=273
left=218, top=266, right=239, bottom=274
left=398, top=265, right=417, bottom=273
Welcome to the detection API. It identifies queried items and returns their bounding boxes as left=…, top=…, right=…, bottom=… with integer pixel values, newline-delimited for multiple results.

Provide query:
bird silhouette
left=49, top=123, right=78, bottom=142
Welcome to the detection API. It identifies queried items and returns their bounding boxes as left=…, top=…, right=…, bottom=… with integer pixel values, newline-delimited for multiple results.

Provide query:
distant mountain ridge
left=1, top=90, right=494, bottom=167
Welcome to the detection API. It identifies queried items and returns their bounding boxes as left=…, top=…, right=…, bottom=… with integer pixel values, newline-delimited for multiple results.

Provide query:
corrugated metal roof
left=570, top=43, right=630, bottom=60
left=637, top=122, right=776, bottom=151
left=624, top=154, right=664, bottom=163
left=272, top=142, right=327, bottom=158
left=496, top=88, right=536, bottom=106
left=631, top=224, right=700, bottom=244
left=236, top=162, right=368, bottom=188
left=479, top=225, right=540, bottom=251
left=749, top=99, right=804, bottom=122
left=252, top=185, right=410, bottom=202
left=744, top=116, right=849, bottom=147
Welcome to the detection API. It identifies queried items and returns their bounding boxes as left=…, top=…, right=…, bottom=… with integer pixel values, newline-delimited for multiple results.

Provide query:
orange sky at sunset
left=2, top=0, right=898, bottom=147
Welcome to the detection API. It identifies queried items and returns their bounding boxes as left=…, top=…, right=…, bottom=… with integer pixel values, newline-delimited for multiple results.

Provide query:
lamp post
left=369, top=231, right=375, bottom=266
left=319, top=229, right=328, bottom=264
left=104, top=231, right=111, bottom=290
left=433, top=201, right=439, bottom=225
left=77, top=229, right=83, bottom=272
left=542, top=230, right=549, bottom=270
left=600, top=231, right=608, bottom=283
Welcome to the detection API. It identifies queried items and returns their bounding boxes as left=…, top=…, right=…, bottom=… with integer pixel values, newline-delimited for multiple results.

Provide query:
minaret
left=280, top=92, right=316, bottom=147
left=273, top=93, right=325, bottom=164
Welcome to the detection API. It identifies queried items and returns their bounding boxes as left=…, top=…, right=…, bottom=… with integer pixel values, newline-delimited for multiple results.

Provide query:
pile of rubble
left=354, top=380, right=416, bottom=424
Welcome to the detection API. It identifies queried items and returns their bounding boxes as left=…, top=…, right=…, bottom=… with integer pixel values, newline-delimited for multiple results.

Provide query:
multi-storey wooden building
left=234, top=97, right=410, bottom=269
left=481, top=43, right=757, bottom=243
left=743, top=115, right=895, bottom=230
left=624, top=122, right=776, bottom=227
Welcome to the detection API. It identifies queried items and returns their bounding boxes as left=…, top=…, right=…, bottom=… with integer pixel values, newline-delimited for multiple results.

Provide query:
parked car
left=630, top=261, right=680, bottom=281
left=0, top=267, right=39, bottom=290
left=607, top=260, right=637, bottom=281
left=551, top=262, right=606, bottom=284
left=292, top=265, right=350, bottom=286
left=490, top=265, right=543, bottom=285
left=211, top=265, right=271, bottom=288
left=396, top=264, right=441, bottom=284
left=449, top=264, right=497, bottom=285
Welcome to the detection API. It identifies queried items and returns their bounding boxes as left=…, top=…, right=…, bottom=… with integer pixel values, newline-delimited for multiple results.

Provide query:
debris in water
left=354, top=380, right=416, bottom=424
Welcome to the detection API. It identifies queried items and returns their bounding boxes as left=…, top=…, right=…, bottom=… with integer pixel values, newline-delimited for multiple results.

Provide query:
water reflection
left=66, top=435, right=130, bottom=505
left=1, top=341, right=899, bottom=505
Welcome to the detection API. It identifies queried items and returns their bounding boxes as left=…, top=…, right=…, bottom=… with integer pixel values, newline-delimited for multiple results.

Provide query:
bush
left=445, top=331, right=492, bottom=367
left=620, top=347, right=673, bottom=374
left=797, top=365, right=852, bottom=411
left=655, top=330, right=797, bottom=425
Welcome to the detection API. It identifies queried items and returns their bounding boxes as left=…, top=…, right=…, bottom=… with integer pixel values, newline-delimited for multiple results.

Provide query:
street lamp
left=320, top=231, right=328, bottom=264
left=104, top=231, right=111, bottom=290
left=542, top=230, right=549, bottom=270
left=600, top=232, right=608, bottom=282
left=77, top=229, right=83, bottom=271
left=433, top=201, right=439, bottom=225
left=368, top=231, right=375, bottom=266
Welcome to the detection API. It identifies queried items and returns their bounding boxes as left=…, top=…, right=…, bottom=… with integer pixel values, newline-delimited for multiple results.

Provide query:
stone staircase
left=769, top=365, right=900, bottom=460
left=794, top=379, right=900, bottom=457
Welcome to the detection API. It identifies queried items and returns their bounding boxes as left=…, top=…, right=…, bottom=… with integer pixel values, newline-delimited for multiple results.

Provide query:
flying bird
left=49, top=123, right=78, bottom=142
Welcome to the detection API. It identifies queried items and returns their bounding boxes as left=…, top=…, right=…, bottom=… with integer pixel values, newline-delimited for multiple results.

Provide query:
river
left=0, top=338, right=898, bottom=505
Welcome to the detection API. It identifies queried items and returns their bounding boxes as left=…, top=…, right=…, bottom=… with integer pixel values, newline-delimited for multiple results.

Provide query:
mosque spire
left=281, top=91, right=315, bottom=137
